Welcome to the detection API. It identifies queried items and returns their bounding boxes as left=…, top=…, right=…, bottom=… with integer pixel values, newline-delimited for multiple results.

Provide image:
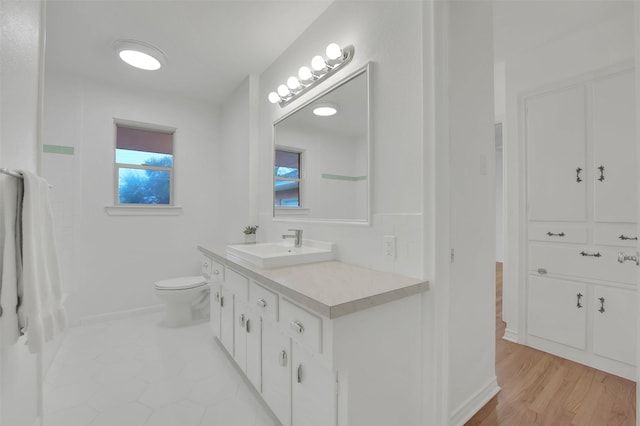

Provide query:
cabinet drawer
left=225, top=268, right=249, bottom=301
left=529, top=244, right=636, bottom=285
left=208, top=260, right=224, bottom=282
left=249, top=281, right=278, bottom=322
left=528, top=222, right=587, bottom=244
left=594, top=224, right=638, bottom=247
left=280, top=298, right=322, bottom=353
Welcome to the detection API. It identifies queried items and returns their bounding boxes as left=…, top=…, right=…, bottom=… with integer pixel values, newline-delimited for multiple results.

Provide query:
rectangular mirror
left=273, top=63, right=371, bottom=224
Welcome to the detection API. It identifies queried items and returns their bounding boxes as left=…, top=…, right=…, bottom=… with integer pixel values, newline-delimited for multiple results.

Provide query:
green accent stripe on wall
left=321, top=173, right=367, bottom=182
left=43, top=144, right=75, bottom=155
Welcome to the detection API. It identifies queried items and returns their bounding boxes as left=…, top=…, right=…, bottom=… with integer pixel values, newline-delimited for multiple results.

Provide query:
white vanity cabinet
left=524, top=67, right=637, bottom=380
left=199, top=247, right=427, bottom=426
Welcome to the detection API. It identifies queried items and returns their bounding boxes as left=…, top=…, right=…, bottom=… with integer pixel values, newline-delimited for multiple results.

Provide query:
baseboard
left=79, top=304, right=164, bottom=326
left=502, top=328, right=518, bottom=343
left=449, top=376, right=500, bottom=426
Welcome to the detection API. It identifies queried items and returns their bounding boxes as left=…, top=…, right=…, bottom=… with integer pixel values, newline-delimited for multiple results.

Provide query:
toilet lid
left=155, top=276, right=208, bottom=290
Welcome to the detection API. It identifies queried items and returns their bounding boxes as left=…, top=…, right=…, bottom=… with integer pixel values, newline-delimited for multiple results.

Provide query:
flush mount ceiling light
left=268, top=42, right=354, bottom=107
left=113, top=39, right=167, bottom=71
left=312, top=103, right=338, bottom=117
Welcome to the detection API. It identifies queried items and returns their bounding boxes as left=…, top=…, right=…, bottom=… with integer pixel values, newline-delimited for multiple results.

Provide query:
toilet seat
left=155, top=276, right=208, bottom=291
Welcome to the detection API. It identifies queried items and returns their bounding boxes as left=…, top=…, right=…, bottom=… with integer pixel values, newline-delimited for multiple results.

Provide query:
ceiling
left=45, top=0, right=333, bottom=104
left=493, top=0, right=633, bottom=62
left=45, top=1, right=633, bottom=105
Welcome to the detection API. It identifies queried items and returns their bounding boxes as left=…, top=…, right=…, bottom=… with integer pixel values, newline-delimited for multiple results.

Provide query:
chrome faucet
left=282, top=229, right=303, bottom=248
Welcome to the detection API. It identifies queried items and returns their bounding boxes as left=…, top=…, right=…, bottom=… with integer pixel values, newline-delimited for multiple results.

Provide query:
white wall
left=503, top=11, right=634, bottom=340
left=0, top=0, right=44, bottom=424
left=258, top=1, right=424, bottom=278
left=446, top=1, right=498, bottom=424
left=41, top=70, right=221, bottom=324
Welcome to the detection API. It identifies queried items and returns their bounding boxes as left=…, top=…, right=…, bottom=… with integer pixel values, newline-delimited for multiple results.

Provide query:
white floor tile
left=43, top=313, right=275, bottom=425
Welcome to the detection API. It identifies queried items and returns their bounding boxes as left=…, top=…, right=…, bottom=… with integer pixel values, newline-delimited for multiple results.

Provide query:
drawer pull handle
left=579, top=251, right=601, bottom=258
left=290, top=320, right=305, bottom=334
left=576, top=293, right=583, bottom=309
left=619, top=235, right=638, bottom=241
left=220, top=296, right=224, bottom=308
left=617, top=251, right=639, bottom=265
left=597, top=165, right=605, bottom=182
left=576, top=167, right=583, bottom=183
left=537, top=268, right=547, bottom=275
left=279, top=350, right=288, bottom=367
left=256, top=298, right=267, bottom=309
left=245, top=319, right=251, bottom=333
left=546, top=232, right=565, bottom=237
left=297, top=364, right=303, bottom=383
left=598, top=297, right=605, bottom=314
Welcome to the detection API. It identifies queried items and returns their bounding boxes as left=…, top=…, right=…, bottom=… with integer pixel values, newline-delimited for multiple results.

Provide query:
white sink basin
left=226, top=240, right=335, bottom=269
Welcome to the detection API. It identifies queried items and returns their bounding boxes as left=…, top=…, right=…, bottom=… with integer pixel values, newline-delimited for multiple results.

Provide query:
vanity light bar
left=268, top=43, right=354, bottom=108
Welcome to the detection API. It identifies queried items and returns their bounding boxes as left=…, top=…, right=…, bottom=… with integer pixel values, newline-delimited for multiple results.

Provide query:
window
left=115, top=121, right=175, bottom=205
left=274, top=149, right=302, bottom=207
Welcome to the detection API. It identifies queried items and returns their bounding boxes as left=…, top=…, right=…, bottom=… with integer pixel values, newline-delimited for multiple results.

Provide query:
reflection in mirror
left=273, top=64, right=370, bottom=223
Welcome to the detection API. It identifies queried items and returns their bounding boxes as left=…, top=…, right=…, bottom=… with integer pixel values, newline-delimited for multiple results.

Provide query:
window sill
left=104, top=205, right=183, bottom=216
left=274, top=207, right=310, bottom=216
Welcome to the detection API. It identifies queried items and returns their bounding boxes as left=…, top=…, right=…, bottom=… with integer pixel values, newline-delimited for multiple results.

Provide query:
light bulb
left=326, top=43, right=342, bottom=61
left=287, top=76, right=301, bottom=90
left=277, top=84, right=290, bottom=97
left=298, top=66, right=312, bottom=81
left=311, top=55, right=326, bottom=72
left=268, top=92, right=280, bottom=104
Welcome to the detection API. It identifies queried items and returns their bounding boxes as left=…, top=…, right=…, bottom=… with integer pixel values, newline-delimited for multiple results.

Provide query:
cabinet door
left=528, top=276, right=587, bottom=350
left=220, top=288, right=234, bottom=356
left=291, top=345, right=336, bottom=426
left=262, top=323, right=291, bottom=426
left=593, top=286, right=636, bottom=365
left=210, top=282, right=221, bottom=338
left=526, top=85, right=587, bottom=221
left=245, top=309, right=261, bottom=391
left=592, top=70, right=636, bottom=223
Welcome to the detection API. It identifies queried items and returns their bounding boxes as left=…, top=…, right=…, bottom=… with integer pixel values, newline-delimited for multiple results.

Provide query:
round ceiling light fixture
left=313, top=103, right=338, bottom=117
left=113, top=39, right=167, bottom=71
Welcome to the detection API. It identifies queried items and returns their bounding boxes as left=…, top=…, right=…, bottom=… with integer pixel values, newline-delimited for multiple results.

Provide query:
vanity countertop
left=198, top=245, right=429, bottom=319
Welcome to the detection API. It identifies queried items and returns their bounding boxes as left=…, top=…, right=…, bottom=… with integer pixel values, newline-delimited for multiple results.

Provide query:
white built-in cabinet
left=525, top=67, right=637, bottom=380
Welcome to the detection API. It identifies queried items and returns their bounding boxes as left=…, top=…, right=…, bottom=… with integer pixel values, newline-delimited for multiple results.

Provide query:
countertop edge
left=198, top=245, right=429, bottom=319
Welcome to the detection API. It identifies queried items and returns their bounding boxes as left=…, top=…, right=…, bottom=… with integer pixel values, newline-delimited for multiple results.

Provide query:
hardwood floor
left=465, top=263, right=636, bottom=426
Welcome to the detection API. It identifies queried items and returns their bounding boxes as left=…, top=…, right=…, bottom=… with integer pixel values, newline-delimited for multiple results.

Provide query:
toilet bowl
left=155, top=276, right=210, bottom=327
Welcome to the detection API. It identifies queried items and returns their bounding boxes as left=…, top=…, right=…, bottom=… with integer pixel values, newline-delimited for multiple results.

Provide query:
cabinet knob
left=290, top=320, right=305, bottom=334
left=213, top=269, right=220, bottom=276
left=256, top=298, right=267, bottom=309
left=239, top=313, right=246, bottom=327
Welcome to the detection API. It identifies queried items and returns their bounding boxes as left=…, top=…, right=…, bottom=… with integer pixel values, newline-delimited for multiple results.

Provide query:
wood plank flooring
left=465, top=263, right=636, bottom=425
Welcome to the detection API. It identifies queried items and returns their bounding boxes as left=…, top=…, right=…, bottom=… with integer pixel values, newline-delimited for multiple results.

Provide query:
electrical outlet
left=383, top=235, right=396, bottom=258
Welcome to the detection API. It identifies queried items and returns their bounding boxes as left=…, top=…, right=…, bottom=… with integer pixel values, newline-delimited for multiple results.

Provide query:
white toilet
left=154, top=276, right=210, bottom=327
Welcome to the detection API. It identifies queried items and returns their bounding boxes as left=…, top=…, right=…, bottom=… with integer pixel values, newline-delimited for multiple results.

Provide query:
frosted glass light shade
left=268, top=92, right=280, bottom=104
left=326, top=43, right=342, bottom=61
left=287, top=76, right=301, bottom=90
left=298, top=66, right=312, bottom=81
left=311, top=55, right=326, bottom=71
left=277, top=84, right=290, bottom=97
left=313, top=104, right=338, bottom=116
left=113, top=40, right=166, bottom=71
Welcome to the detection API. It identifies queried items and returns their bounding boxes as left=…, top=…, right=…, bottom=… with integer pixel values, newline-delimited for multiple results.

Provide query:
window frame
left=274, top=147, right=305, bottom=211
left=113, top=118, right=176, bottom=207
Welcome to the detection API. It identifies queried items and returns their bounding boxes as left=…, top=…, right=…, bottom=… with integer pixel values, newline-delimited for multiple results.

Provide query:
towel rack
left=1, top=168, right=53, bottom=188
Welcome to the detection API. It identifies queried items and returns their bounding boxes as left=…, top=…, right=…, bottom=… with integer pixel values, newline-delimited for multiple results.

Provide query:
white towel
left=0, top=174, right=23, bottom=347
left=18, top=171, right=67, bottom=353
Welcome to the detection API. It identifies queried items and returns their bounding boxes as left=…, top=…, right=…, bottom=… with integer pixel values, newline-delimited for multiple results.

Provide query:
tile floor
left=43, top=313, right=278, bottom=426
